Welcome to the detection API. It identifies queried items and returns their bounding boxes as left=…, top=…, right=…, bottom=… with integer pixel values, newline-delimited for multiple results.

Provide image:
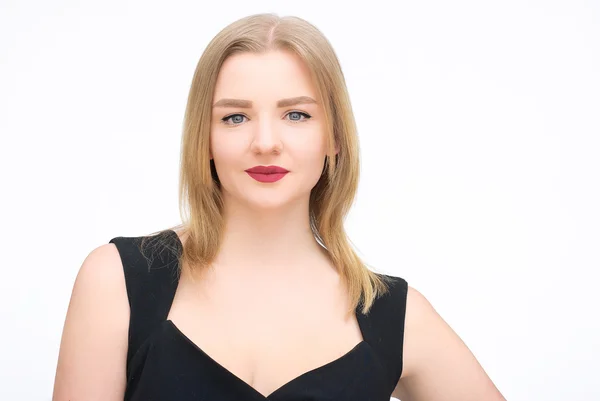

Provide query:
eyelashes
left=220, top=111, right=312, bottom=127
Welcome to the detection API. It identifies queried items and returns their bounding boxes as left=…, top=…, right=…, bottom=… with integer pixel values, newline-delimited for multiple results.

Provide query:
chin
left=244, top=196, right=293, bottom=210
left=238, top=189, right=309, bottom=211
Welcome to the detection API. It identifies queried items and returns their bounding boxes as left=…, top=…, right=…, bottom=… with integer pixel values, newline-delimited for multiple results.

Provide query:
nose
left=250, top=115, right=283, bottom=155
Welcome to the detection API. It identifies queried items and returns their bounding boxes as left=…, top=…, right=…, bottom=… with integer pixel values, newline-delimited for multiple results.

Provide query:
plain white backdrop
left=1, top=0, right=598, bottom=400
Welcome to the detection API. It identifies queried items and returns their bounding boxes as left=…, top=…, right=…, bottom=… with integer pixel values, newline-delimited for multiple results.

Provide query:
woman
left=53, top=13, right=506, bottom=401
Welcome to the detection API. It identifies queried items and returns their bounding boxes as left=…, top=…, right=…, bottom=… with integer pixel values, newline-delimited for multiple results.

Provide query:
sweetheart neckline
left=165, top=319, right=369, bottom=399
left=163, top=229, right=371, bottom=399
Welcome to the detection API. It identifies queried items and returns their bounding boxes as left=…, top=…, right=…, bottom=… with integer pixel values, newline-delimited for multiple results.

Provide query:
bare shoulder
left=76, top=243, right=128, bottom=291
left=392, top=285, right=506, bottom=401
left=66, top=243, right=130, bottom=320
left=52, top=243, right=130, bottom=401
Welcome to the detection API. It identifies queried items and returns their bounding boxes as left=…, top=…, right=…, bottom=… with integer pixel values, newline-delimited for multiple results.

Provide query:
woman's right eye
left=222, top=114, right=247, bottom=126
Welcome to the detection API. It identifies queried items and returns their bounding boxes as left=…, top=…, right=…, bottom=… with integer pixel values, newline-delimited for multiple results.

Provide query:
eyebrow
left=212, top=96, right=317, bottom=108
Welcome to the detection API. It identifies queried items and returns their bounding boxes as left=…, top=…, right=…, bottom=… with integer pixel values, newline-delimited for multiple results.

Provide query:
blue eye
left=222, top=114, right=247, bottom=125
left=221, top=111, right=312, bottom=126
left=287, top=111, right=311, bottom=123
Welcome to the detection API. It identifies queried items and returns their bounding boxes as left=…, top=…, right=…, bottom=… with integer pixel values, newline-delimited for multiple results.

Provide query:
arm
left=392, top=286, right=506, bottom=401
left=52, top=243, right=130, bottom=401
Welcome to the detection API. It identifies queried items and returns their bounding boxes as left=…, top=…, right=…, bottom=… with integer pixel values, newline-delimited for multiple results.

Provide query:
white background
left=1, top=1, right=599, bottom=400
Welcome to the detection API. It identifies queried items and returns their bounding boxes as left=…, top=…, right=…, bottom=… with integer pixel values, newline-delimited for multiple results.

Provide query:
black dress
left=109, top=229, right=408, bottom=401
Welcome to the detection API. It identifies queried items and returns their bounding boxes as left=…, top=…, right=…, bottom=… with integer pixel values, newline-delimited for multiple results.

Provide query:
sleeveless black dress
left=109, top=230, right=408, bottom=401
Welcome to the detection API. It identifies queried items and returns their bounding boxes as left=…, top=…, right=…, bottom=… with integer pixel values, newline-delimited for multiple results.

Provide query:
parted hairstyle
left=141, top=13, right=392, bottom=315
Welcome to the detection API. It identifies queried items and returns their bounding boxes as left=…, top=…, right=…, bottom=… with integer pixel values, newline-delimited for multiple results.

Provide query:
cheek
left=211, top=131, right=242, bottom=158
left=292, top=141, right=328, bottom=180
left=294, top=131, right=328, bottom=160
left=210, top=136, right=243, bottom=176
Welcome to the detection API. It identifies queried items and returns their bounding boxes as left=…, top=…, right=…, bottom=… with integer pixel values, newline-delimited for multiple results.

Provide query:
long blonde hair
left=144, top=13, right=392, bottom=315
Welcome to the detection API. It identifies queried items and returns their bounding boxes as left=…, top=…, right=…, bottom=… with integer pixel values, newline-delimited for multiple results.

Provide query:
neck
left=213, top=195, right=328, bottom=275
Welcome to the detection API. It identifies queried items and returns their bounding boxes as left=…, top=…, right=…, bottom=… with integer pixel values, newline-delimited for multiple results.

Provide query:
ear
left=334, top=141, right=340, bottom=155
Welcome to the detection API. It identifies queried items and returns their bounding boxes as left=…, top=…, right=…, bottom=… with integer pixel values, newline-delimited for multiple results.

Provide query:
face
left=210, top=50, right=336, bottom=210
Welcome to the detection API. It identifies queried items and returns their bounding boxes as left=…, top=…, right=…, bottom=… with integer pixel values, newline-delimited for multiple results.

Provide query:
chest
left=166, top=271, right=365, bottom=397
left=128, top=323, right=391, bottom=400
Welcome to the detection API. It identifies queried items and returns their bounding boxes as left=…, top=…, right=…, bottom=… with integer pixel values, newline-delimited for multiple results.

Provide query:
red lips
left=245, top=165, right=289, bottom=174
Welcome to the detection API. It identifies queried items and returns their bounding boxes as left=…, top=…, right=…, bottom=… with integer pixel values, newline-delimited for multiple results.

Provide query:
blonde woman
left=53, top=13, right=506, bottom=401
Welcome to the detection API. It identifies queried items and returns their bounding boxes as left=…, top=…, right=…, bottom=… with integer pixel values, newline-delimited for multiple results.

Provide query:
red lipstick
left=245, top=165, right=289, bottom=183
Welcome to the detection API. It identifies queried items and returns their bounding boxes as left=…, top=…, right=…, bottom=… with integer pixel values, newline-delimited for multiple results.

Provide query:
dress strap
left=356, top=274, right=409, bottom=394
left=109, top=230, right=182, bottom=376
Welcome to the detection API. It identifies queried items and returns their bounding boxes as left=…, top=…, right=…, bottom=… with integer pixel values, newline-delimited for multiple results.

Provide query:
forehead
left=213, top=50, right=317, bottom=100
